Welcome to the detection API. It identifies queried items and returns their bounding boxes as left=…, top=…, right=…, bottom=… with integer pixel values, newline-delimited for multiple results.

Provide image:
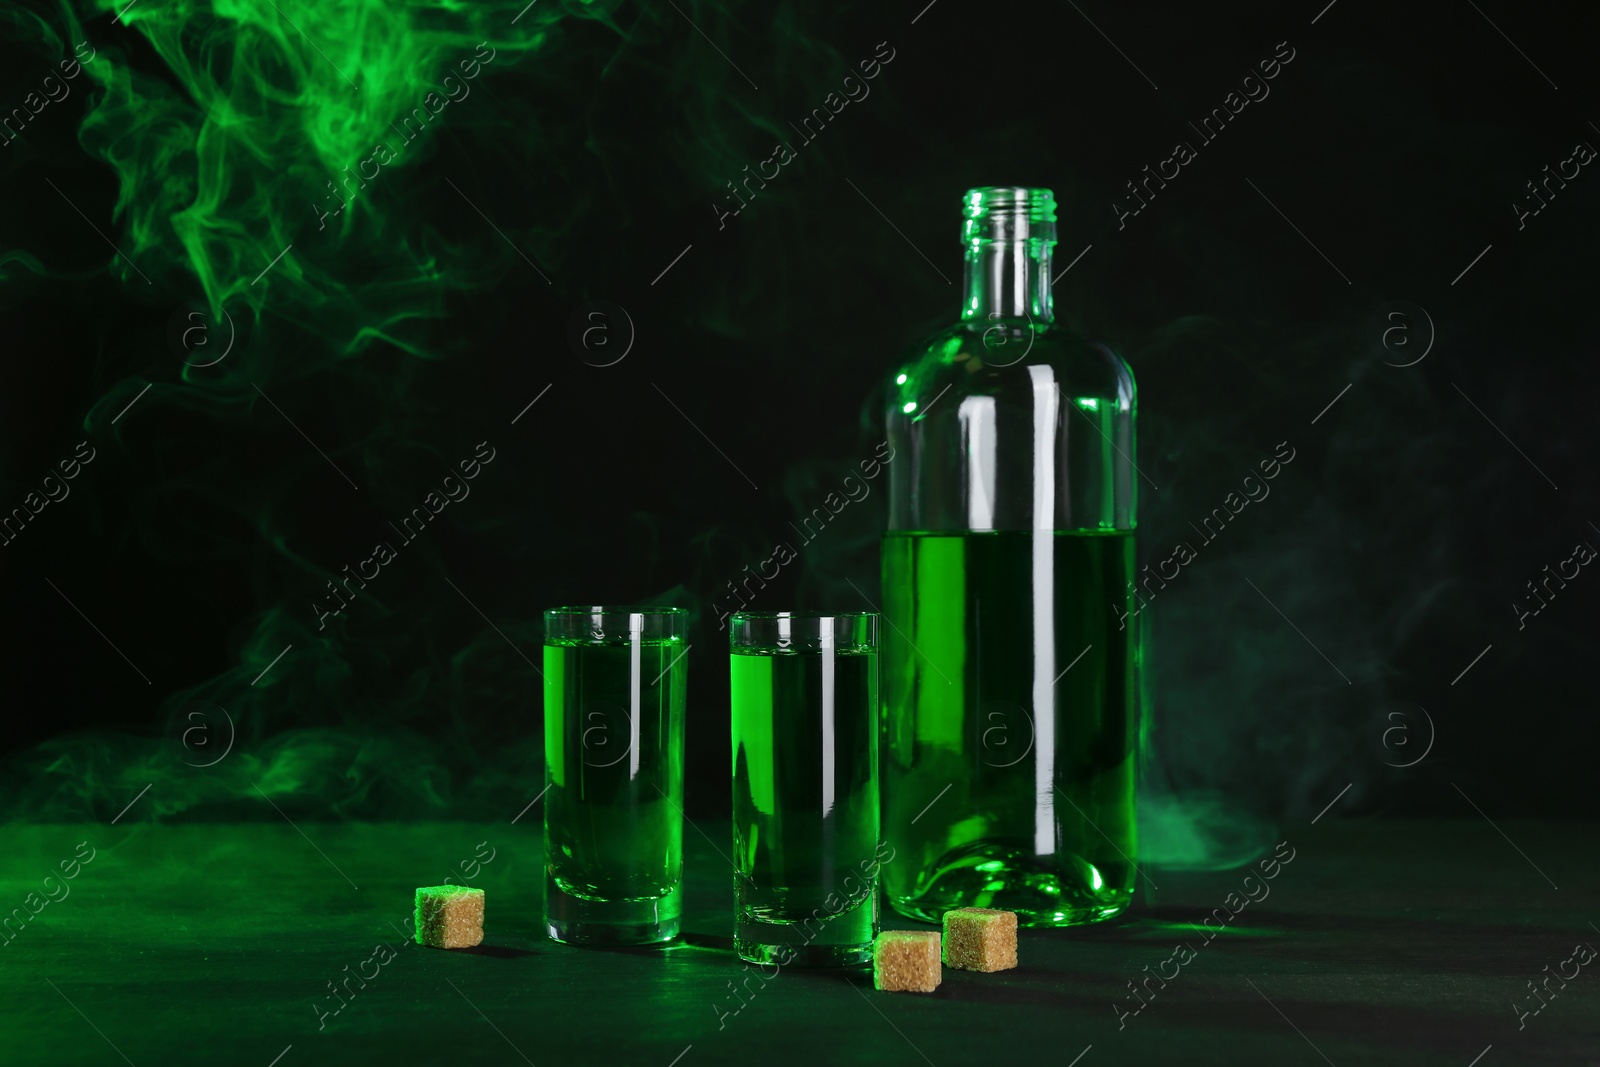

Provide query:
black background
left=1, top=0, right=1595, bottom=825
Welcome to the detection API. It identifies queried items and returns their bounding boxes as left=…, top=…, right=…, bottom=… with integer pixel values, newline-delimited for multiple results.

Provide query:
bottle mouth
left=962, top=186, right=1057, bottom=245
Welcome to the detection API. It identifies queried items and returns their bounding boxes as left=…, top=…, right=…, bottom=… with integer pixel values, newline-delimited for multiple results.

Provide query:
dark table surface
left=3, top=817, right=1595, bottom=1066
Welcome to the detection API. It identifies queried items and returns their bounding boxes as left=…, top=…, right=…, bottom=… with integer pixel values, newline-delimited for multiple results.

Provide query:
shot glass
left=543, top=606, right=689, bottom=945
left=730, top=611, right=881, bottom=966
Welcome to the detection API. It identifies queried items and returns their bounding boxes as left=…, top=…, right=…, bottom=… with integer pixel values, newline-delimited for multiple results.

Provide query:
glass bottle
left=880, top=187, right=1139, bottom=927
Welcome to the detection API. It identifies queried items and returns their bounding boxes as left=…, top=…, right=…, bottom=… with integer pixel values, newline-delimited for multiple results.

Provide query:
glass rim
left=543, top=605, right=690, bottom=618
left=729, top=610, right=878, bottom=651
left=728, top=610, right=877, bottom=621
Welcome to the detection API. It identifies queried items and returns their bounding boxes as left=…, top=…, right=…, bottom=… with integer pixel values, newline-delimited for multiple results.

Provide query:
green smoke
left=74, top=0, right=574, bottom=340
left=3, top=0, right=875, bottom=821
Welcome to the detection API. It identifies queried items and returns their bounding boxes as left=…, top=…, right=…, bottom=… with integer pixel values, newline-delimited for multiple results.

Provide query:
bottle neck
left=961, top=241, right=1054, bottom=323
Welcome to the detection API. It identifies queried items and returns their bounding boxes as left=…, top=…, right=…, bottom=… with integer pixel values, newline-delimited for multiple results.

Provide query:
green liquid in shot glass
left=731, top=644, right=880, bottom=967
left=544, top=636, right=686, bottom=945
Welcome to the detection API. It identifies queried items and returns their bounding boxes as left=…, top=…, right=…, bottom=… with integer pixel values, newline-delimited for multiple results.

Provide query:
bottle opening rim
left=964, top=186, right=1057, bottom=223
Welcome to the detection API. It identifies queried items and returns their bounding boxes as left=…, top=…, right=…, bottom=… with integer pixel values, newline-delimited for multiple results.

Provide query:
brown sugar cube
left=414, top=886, right=484, bottom=949
left=873, top=930, right=941, bottom=992
left=942, top=907, right=1017, bottom=972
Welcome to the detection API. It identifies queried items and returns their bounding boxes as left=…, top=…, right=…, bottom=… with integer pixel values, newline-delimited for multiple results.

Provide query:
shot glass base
left=734, top=913, right=874, bottom=967
left=735, top=937, right=871, bottom=967
left=544, top=878, right=681, bottom=947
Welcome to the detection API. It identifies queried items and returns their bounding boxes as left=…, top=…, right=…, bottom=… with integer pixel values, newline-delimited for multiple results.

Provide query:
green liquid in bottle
left=544, top=637, right=686, bottom=944
left=880, top=529, right=1137, bottom=926
left=731, top=646, right=880, bottom=966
